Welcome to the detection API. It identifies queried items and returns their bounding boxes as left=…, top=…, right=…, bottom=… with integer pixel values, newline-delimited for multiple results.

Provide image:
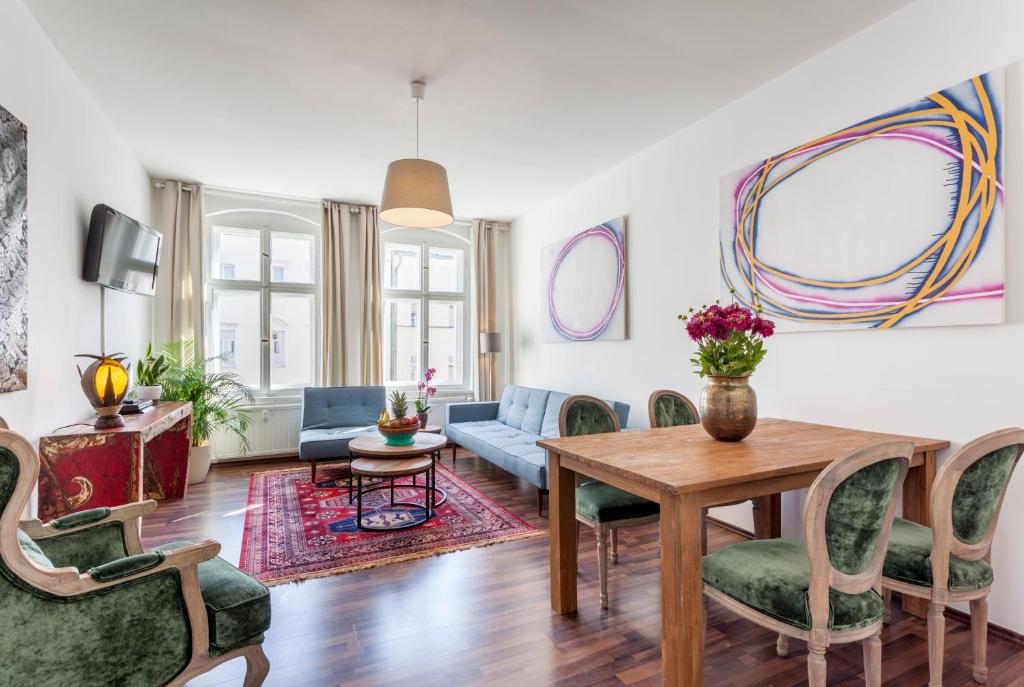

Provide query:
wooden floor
left=143, top=450, right=1024, bottom=687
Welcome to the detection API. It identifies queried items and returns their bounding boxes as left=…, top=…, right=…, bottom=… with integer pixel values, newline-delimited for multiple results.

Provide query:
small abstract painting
left=542, top=216, right=626, bottom=342
left=720, top=69, right=1004, bottom=331
left=0, top=104, right=27, bottom=390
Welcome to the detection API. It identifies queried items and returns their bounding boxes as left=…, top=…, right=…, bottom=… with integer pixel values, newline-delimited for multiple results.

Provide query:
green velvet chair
left=881, top=428, right=1023, bottom=687
left=0, top=426, right=271, bottom=687
left=563, top=395, right=659, bottom=609
left=703, top=440, right=913, bottom=687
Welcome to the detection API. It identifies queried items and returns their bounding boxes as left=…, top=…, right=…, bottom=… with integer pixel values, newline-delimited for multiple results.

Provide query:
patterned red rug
left=239, top=463, right=541, bottom=585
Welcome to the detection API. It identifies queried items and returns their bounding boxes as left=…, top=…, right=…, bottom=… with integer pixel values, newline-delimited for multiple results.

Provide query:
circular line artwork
left=720, top=71, right=1004, bottom=330
left=545, top=219, right=626, bottom=341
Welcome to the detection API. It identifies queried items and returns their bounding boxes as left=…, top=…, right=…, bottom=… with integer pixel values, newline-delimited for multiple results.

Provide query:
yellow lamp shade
left=380, top=158, right=453, bottom=228
left=94, top=360, right=129, bottom=402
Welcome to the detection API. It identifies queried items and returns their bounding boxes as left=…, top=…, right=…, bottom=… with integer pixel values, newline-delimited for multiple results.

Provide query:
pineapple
left=389, top=391, right=409, bottom=421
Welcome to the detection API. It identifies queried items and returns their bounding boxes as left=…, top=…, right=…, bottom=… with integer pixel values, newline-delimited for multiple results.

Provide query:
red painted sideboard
left=37, top=401, right=193, bottom=520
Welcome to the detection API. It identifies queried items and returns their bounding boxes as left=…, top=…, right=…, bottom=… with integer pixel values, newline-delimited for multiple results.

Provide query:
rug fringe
left=259, top=528, right=544, bottom=587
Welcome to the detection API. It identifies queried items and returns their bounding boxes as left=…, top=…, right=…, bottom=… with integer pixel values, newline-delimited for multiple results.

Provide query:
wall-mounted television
left=82, top=204, right=161, bottom=296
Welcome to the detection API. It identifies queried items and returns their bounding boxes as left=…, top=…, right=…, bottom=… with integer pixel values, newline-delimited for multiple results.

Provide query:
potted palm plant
left=158, top=341, right=254, bottom=484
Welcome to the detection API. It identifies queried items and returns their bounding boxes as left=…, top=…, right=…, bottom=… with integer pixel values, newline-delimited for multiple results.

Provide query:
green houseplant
left=158, top=340, right=254, bottom=483
left=134, top=343, right=168, bottom=402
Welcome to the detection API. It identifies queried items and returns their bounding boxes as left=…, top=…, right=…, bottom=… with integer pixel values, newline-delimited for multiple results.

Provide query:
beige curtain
left=155, top=181, right=204, bottom=355
left=321, top=201, right=382, bottom=386
left=473, top=220, right=507, bottom=401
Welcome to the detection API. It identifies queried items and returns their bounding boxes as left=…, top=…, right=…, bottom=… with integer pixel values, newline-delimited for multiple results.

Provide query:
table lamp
left=76, top=353, right=130, bottom=429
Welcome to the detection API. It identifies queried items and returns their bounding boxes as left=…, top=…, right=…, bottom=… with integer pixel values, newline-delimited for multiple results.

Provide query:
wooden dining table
left=538, top=418, right=948, bottom=686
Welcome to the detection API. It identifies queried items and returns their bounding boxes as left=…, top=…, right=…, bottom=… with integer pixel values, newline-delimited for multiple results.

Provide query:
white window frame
left=204, top=210, right=321, bottom=398
left=381, top=222, right=472, bottom=395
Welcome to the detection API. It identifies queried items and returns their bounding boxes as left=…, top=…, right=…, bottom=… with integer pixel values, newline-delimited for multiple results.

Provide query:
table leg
left=751, top=493, right=782, bottom=539
left=548, top=450, right=578, bottom=614
left=901, top=450, right=936, bottom=618
left=660, top=492, right=704, bottom=686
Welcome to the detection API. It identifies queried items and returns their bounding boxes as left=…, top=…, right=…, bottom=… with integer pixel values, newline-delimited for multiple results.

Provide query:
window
left=382, top=224, right=470, bottom=390
left=204, top=191, right=320, bottom=395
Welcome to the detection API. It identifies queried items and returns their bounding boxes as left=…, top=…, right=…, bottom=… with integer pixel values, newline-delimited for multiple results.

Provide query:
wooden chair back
left=647, top=389, right=699, bottom=428
left=559, top=395, right=620, bottom=437
left=803, top=440, right=913, bottom=636
left=927, top=428, right=1024, bottom=593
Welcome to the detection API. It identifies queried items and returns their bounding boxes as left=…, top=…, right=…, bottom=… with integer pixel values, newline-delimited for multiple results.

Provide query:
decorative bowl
left=377, top=422, right=420, bottom=446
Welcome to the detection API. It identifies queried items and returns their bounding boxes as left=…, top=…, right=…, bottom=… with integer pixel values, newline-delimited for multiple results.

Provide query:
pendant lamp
left=380, top=80, right=454, bottom=229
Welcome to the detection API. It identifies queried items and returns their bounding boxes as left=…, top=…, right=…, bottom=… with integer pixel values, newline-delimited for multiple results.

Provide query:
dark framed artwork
left=0, top=104, right=27, bottom=392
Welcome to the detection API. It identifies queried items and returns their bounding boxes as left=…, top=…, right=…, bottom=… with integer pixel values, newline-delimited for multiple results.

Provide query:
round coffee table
left=348, top=433, right=448, bottom=531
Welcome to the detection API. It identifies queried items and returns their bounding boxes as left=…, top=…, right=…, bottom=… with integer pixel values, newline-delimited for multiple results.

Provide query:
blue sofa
left=444, top=384, right=629, bottom=513
left=298, top=386, right=385, bottom=482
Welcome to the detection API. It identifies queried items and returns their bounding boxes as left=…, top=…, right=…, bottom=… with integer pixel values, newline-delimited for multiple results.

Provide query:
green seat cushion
left=702, top=538, right=883, bottom=631
left=157, top=541, right=271, bottom=653
left=576, top=481, right=659, bottom=523
left=883, top=518, right=993, bottom=591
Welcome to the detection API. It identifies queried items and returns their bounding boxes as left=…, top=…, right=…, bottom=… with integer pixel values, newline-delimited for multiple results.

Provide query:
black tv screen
left=82, top=204, right=161, bottom=296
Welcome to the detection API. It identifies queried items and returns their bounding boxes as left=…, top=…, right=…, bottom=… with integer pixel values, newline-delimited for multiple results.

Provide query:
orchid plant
left=678, top=302, right=775, bottom=378
left=415, top=367, right=438, bottom=413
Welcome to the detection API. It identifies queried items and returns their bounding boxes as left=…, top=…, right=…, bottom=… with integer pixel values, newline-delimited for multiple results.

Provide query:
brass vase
left=700, top=375, right=757, bottom=441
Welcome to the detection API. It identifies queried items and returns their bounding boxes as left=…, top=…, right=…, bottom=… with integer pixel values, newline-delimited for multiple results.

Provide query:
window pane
left=270, top=232, right=314, bottom=284
left=384, top=297, right=421, bottom=384
left=270, top=293, right=314, bottom=390
left=212, top=226, right=260, bottom=281
left=428, top=300, right=463, bottom=385
left=383, top=243, right=421, bottom=290
left=428, top=247, right=464, bottom=293
left=210, top=289, right=260, bottom=387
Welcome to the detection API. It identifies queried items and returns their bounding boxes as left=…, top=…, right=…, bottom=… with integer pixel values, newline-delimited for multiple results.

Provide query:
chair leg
left=928, top=602, right=946, bottom=687
left=807, top=643, right=827, bottom=687
left=610, top=527, right=619, bottom=563
left=243, top=645, right=270, bottom=687
left=971, top=597, right=988, bottom=684
left=596, top=524, right=610, bottom=610
left=882, top=588, right=892, bottom=625
left=776, top=634, right=790, bottom=658
left=863, top=631, right=881, bottom=687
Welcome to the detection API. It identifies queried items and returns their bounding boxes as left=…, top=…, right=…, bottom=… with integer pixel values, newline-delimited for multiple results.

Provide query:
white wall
left=510, top=0, right=1024, bottom=631
left=0, top=0, right=152, bottom=442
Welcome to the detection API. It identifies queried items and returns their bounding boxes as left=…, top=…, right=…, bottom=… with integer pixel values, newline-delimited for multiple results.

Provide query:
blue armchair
left=299, top=386, right=385, bottom=482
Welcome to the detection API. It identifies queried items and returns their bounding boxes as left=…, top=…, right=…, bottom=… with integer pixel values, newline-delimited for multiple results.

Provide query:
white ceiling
left=25, top=0, right=911, bottom=221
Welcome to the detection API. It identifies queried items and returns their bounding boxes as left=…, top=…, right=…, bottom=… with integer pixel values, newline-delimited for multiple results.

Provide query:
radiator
left=211, top=402, right=303, bottom=462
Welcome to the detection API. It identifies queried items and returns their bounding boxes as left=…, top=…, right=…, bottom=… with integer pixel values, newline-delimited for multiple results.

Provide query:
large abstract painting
left=0, top=104, right=27, bottom=391
left=542, top=216, right=627, bottom=342
left=720, top=70, right=1004, bottom=331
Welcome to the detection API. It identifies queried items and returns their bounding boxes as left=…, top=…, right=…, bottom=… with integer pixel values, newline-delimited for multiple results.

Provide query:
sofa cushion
left=496, top=385, right=519, bottom=424
left=576, top=482, right=659, bottom=522
left=541, top=392, right=570, bottom=438
left=157, top=541, right=271, bottom=653
left=883, top=517, right=994, bottom=591
left=302, top=386, right=384, bottom=430
left=299, top=427, right=377, bottom=461
left=518, top=389, right=551, bottom=434
left=446, top=421, right=547, bottom=488
left=703, top=538, right=883, bottom=631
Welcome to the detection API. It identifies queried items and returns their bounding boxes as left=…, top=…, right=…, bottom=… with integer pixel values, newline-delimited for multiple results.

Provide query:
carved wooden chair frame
left=882, top=427, right=1024, bottom=686
left=704, top=440, right=913, bottom=687
left=562, top=395, right=659, bottom=609
left=0, top=427, right=270, bottom=687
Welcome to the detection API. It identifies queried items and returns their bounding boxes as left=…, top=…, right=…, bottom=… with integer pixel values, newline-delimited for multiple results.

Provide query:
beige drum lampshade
left=380, top=158, right=453, bottom=229
left=479, top=332, right=502, bottom=354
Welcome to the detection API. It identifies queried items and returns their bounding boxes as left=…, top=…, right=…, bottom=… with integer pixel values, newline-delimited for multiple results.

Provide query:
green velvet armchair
left=563, top=395, right=659, bottom=609
left=702, top=440, right=913, bottom=687
left=0, top=427, right=271, bottom=687
left=881, top=428, right=1023, bottom=687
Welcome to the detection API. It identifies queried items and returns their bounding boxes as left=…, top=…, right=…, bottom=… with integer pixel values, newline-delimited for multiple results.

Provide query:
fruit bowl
left=377, top=421, right=420, bottom=446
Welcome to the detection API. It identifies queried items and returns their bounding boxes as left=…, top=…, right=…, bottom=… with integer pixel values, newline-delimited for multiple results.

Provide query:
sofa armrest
left=445, top=401, right=500, bottom=426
